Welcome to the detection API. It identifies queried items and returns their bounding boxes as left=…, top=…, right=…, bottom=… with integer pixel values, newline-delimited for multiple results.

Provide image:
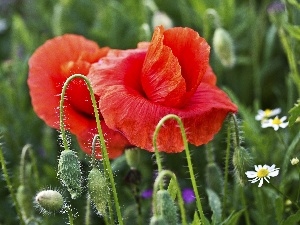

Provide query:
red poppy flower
left=88, top=26, right=237, bottom=153
left=28, top=34, right=131, bottom=158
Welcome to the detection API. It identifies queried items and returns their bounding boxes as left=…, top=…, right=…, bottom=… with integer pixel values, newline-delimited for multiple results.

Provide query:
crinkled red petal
left=162, top=26, right=210, bottom=98
left=99, top=83, right=237, bottom=153
left=141, top=26, right=186, bottom=107
left=201, top=65, right=217, bottom=86
left=75, top=120, right=132, bottom=159
left=89, top=49, right=147, bottom=97
left=28, top=34, right=109, bottom=134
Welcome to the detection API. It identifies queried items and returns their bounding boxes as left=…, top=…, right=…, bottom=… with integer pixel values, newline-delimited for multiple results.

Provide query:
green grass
left=1, top=0, right=300, bottom=224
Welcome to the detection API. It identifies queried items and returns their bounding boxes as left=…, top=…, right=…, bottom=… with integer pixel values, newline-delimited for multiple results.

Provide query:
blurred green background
left=0, top=0, right=299, bottom=224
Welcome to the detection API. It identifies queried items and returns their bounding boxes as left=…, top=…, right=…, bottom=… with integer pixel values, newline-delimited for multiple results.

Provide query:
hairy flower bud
left=57, top=150, right=82, bottom=199
left=35, top=190, right=64, bottom=213
left=233, top=146, right=252, bottom=186
left=150, top=215, right=168, bottom=225
left=156, top=190, right=178, bottom=225
left=88, top=168, right=110, bottom=216
left=213, top=27, right=236, bottom=68
left=125, top=147, right=140, bottom=169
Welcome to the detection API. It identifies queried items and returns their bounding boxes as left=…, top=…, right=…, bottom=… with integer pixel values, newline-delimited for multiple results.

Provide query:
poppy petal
left=28, top=34, right=109, bottom=134
left=141, top=26, right=186, bottom=107
left=162, top=26, right=210, bottom=97
left=201, top=65, right=217, bottom=85
left=89, top=49, right=147, bottom=97
left=98, top=83, right=237, bottom=152
left=75, top=120, right=132, bottom=159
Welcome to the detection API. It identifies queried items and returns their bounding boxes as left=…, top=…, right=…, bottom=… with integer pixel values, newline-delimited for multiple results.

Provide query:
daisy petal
left=245, top=171, right=257, bottom=178
left=258, top=178, right=264, bottom=187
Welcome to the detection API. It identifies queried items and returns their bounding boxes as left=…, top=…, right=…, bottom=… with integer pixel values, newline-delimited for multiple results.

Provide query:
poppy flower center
left=257, top=168, right=269, bottom=178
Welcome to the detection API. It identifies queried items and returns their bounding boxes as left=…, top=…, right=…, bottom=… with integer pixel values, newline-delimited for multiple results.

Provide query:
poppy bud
left=57, top=150, right=82, bottom=199
left=125, top=147, right=140, bottom=169
left=212, top=27, right=236, bottom=68
left=150, top=215, right=168, bottom=225
left=35, top=190, right=64, bottom=213
left=233, top=146, right=252, bottom=186
left=88, top=168, right=110, bottom=216
left=139, top=23, right=151, bottom=42
left=156, top=190, right=178, bottom=225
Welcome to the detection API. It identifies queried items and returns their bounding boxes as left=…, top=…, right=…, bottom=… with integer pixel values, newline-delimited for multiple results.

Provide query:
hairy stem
left=59, top=74, right=123, bottom=224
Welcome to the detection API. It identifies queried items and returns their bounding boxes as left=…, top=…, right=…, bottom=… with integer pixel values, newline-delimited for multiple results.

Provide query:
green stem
left=240, top=186, right=251, bottom=225
left=297, top=165, right=300, bottom=203
left=59, top=74, right=123, bottom=225
left=67, top=206, right=74, bottom=225
left=85, top=195, right=91, bottom=225
left=91, top=134, right=99, bottom=169
left=153, top=114, right=206, bottom=224
left=269, top=182, right=300, bottom=209
left=153, top=169, right=187, bottom=225
left=0, top=144, right=25, bottom=225
left=222, top=121, right=231, bottom=220
left=19, top=144, right=30, bottom=185
left=230, top=114, right=240, bottom=147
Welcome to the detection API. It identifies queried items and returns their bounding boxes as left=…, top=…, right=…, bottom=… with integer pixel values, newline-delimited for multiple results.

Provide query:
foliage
left=1, top=0, right=300, bottom=224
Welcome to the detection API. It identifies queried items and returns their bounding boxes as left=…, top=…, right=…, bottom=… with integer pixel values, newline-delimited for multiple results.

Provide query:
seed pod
left=125, top=147, right=140, bottom=169
left=35, top=190, right=64, bottom=213
left=213, top=27, right=236, bottom=68
left=88, top=168, right=110, bottom=216
left=156, top=190, right=178, bottom=225
left=57, top=150, right=82, bottom=199
left=233, top=146, right=252, bottom=186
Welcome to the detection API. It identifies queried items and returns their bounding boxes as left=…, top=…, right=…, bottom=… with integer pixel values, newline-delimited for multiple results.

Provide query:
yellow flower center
left=257, top=168, right=269, bottom=178
left=264, top=109, right=272, bottom=116
left=272, top=117, right=282, bottom=125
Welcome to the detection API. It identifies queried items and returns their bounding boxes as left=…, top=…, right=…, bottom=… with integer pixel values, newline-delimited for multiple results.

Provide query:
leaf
left=167, top=177, right=177, bottom=201
left=206, top=188, right=222, bottom=224
left=221, top=209, right=245, bottom=225
left=281, top=209, right=300, bottom=225
left=284, top=24, right=300, bottom=40
left=191, top=211, right=211, bottom=225
left=274, top=197, right=284, bottom=223
left=191, top=211, right=201, bottom=225
left=288, top=0, right=300, bottom=10
left=288, top=99, right=300, bottom=126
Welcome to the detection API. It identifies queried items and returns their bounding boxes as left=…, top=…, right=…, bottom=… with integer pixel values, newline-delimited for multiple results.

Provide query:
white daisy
left=255, top=108, right=281, bottom=121
left=245, top=164, right=280, bottom=187
left=261, top=116, right=289, bottom=130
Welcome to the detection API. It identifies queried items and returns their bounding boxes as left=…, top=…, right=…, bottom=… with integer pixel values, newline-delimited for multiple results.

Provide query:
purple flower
left=182, top=188, right=195, bottom=204
left=141, top=189, right=153, bottom=199
left=267, top=1, right=285, bottom=14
